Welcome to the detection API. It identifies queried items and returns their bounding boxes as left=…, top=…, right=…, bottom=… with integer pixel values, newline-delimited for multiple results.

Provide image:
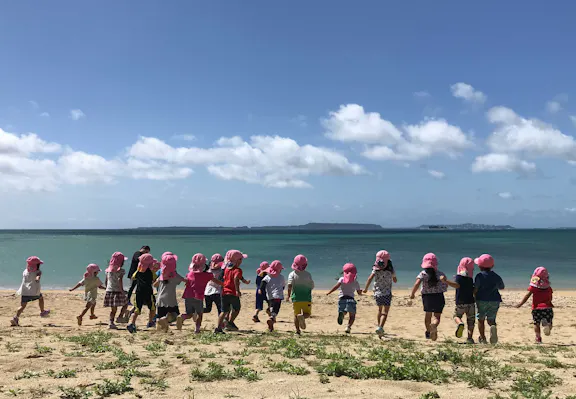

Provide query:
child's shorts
left=221, top=295, right=241, bottom=313
left=103, top=291, right=128, bottom=308
left=476, top=300, right=500, bottom=322
left=185, top=298, right=204, bottom=315
left=21, top=294, right=42, bottom=305
left=157, top=306, right=179, bottom=318
left=375, top=294, right=392, bottom=307
left=255, top=291, right=268, bottom=311
left=422, top=293, right=445, bottom=313
left=269, top=299, right=282, bottom=318
left=453, top=303, right=476, bottom=325
left=135, top=291, right=155, bottom=313
left=532, top=308, right=554, bottom=325
left=338, top=297, right=357, bottom=314
left=293, top=301, right=312, bottom=316
left=204, top=294, right=222, bottom=314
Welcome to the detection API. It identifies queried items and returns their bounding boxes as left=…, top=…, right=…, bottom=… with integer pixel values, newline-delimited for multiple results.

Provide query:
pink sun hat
left=190, top=253, right=207, bottom=272
left=138, top=253, right=155, bottom=272
left=84, top=263, right=101, bottom=279
left=457, top=257, right=474, bottom=277
left=292, top=255, right=308, bottom=271
left=257, top=261, right=270, bottom=275
left=530, top=266, right=550, bottom=289
left=26, top=256, right=43, bottom=273
left=342, top=263, right=357, bottom=284
left=159, top=254, right=177, bottom=281
left=162, top=252, right=178, bottom=262
left=421, top=253, right=438, bottom=270
left=376, top=250, right=390, bottom=263
left=474, top=254, right=494, bottom=269
left=211, top=253, right=224, bottom=263
left=267, top=260, right=284, bottom=277
left=106, top=252, right=127, bottom=273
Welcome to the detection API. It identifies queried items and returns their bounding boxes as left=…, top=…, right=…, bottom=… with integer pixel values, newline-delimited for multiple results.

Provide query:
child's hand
left=238, top=291, right=242, bottom=297
left=410, top=294, right=415, bottom=300
left=244, top=279, right=251, bottom=284
left=258, top=290, right=262, bottom=295
left=363, top=289, right=368, bottom=294
left=515, top=303, right=522, bottom=308
left=68, top=288, right=73, bottom=292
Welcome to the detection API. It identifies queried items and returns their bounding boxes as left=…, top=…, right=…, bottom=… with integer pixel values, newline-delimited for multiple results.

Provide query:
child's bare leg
left=217, top=312, right=228, bottom=328
left=377, top=306, right=383, bottom=325
left=79, top=303, right=91, bottom=318
left=148, top=309, right=155, bottom=324
left=131, top=310, right=139, bottom=324
left=229, top=309, right=240, bottom=323
left=379, top=306, right=390, bottom=328
left=110, top=307, right=117, bottom=322
left=90, top=303, right=97, bottom=317
left=478, top=319, right=486, bottom=339
left=534, top=323, right=541, bottom=340
left=294, top=315, right=300, bottom=332
left=348, top=313, right=356, bottom=327
left=16, top=302, right=28, bottom=318
left=424, top=312, right=432, bottom=332
left=454, top=315, right=463, bottom=325
left=38, top=297, right=45, bottom=312
left=195, top=313, right=203, bottom=332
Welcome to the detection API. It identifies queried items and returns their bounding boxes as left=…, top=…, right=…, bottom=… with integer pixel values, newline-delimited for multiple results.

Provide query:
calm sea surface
left=0, top=229, right=575, bottom=290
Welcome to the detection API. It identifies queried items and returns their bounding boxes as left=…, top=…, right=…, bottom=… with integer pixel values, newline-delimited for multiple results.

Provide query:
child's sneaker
left=158, top=319, right=169, bottom=332
left=127, top=324, right=137, bottom=334
left=455, top=323, right=465, bottom=338
left=297, top=314, right=306, bottom=330
left=267, top=319, right=274, bottom=332
left=214, top=327, right=225, bottom=334
left=176, top=315, right=184, bottom=331
left=10, top=317, right=19, bottom=327
left=147, top=321, right=156, bottom=328
left=115, top=317, right=123, bottom=324
left=90, top=315, right=98, bottom=320
left=77, top=316, right=83, bottom=326
left=337, top=312, right=345, bottom=325
left=376, top=326, right=384, bottom=337
left=226, top=321, right=239, bottom=331
left=109, top=323, right=118, bottom=330
left=425, top=331, right=431, bottom=340
left=40, top=310, right=50, bottom=317
left=542, top=321, right=551, bottom=336
left=345, top=325, right=351, bottom=334
left=489, top=325, right=498, bottom=344
left=535, top=336, right=543, bottom=344
left=252, top=315, right=260, bottom=323
left=295, top=330, right=301, bottom=336
left=430, top=324, right=438, bottom=341
left=478, top=336, right=487, bottom=344
left=466, top=338, right=475, bottom=344
left=195, top=325, right=201, bottom=334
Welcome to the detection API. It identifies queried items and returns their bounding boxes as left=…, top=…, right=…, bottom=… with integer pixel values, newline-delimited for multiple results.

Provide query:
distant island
left=419, top=223, right=514, bottom=230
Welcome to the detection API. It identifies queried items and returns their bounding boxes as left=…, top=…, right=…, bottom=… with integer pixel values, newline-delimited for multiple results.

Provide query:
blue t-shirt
left=454, top=275, right=475, bottom=305
left=474, top=270, right=504, bottom=302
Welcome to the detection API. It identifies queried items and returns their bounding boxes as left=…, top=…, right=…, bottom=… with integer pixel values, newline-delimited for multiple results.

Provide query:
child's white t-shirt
left=17, top=270, right=41, bottom=296
left=262, top=274, right=285, bottom=300
left=338, top=277, right=361, bottom=298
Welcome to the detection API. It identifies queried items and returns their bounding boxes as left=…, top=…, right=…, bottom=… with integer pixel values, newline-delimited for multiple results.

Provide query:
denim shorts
left=338, top=297, right=357, bottom=313
left=476, top=300, right=500, bottom=322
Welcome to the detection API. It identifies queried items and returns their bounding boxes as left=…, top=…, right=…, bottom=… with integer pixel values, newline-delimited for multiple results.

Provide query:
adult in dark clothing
left=126, top=245, right=150, bottom=303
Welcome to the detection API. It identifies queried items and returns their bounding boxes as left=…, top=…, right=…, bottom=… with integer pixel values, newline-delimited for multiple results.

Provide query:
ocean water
left=0, top=229, right=575, bottom=290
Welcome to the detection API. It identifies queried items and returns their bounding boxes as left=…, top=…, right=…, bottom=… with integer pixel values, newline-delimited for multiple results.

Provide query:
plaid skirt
left=104, top=291, right=127, bottom=308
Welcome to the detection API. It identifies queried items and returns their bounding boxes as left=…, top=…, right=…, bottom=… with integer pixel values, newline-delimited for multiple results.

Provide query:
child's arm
left=325, top=282, right=341, bottom=296
left=286, top=284, right=292, bottom=302
left=363, top=273, right=375, bottom=293
left=393, top=273, right=398, bottom=284
left=515, top=291, right=532, bottom=308
left=409, top=279, right=422, bottom=299
left=153, top=280, right=160, bottom=288
left=241, top=277, right=251, bottom=285
left=211, top=277, right=224, bottom=286
left=36, top=272, right=42, bottom=282
left=498, top=277, right=505, bottom=290
left=69, top=282, right=83, bottom=292
left=258, top=279, right=268, bottom=296
left=234, top=275, right=242, bottom=297
left=440, top=275, right=460, bottom=289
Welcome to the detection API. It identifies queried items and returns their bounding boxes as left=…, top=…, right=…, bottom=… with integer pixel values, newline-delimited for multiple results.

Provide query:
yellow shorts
left=293, top=301, right=312, bottom=316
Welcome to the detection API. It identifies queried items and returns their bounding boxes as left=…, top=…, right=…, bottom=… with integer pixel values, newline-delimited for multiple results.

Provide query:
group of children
left=11, top=250, right=555, bottom=343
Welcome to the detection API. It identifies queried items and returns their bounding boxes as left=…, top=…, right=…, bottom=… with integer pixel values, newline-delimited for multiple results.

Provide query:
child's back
left=263, top=273, right=285, bottom=300
left=288, top=269, right=314, bottom=302
left=185, top=271, right=214, bottom=299
left=454, top=275, right=474, bottom=305
left=474, top=270, right=504, bottom=302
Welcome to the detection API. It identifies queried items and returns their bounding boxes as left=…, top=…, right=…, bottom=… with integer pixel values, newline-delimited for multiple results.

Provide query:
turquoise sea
left=0, top=229, right=575, bottom=290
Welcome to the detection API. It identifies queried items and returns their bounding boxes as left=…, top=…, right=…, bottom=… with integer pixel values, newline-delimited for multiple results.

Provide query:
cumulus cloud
left=450, top=82, right=487, bottom=104
left=546, top=101, right=562, bottom=114
left=40, top=112, right=50, bottom=117
left=428, top=170, right=445, bottom=179
left=172, top=134, right=196, bottom=141
left=69, top=109, right=86, bottom=120
left=498, top=192, right=513, bottom=199
left=127, top=135, right=365, bottom=188
left=473, top=106, right=576, bottom=174
left=323, top=104, right=473, bottom=162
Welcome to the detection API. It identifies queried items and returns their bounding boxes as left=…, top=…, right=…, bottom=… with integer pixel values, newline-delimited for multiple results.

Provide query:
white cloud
left=565, top=207, right=576, bottom=213
left=29, top=100, right=39, bottom=109
left=172, top=134, right=196, bottom=141
left=413, top=91, right=431, bottom=99
left=40, top=112, right=50, bottom=118
left=428, top=170, right=445, bottom=179
left=324, top=104, right=473, bottom=162
left=471, top=153, right=536, bottom=174
left=128, top=135, right=365, bottom=189
left=546, top=101, right=562, bottom=114
left=69, top=109, right=86, bottom=120
left=570, top=116, right=576, bottom=127
left=450, top=82, right=487, bottom=104
left=498, top=192, right=513, bottom=199
left=0, top=129, right=61, bottom=156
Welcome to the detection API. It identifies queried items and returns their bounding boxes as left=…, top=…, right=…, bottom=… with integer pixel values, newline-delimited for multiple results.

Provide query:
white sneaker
left=345, top=325, right=351, bottom=334
left=430, top=324, right=438, bottom=341
left=176, top=315, right=184, bottom=331
left=542, top=321, right=551, bottom=336
left=489, top=325, right=498, bottom=344
left=376, top=326, right=384, bottom=337
left=297, top=314, right=306, bottom=330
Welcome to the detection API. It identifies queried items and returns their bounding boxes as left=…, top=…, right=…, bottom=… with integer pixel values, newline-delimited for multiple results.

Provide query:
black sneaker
left=425, top=331, right=431, bottom=340
left=226, top=321, right=239, bottom=331
left=214, top=327, right=225, bottom=334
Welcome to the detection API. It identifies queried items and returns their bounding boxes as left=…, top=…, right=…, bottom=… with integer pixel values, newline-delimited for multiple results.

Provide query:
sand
left=0, top=289, right=575, bottom=399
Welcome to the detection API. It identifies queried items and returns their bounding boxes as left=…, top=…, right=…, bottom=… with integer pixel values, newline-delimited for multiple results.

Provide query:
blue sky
left=1, top=1, right=576, bottom=228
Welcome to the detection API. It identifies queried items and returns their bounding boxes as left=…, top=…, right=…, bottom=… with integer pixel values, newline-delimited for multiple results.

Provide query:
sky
left=1, top=1, right=576, bottom=228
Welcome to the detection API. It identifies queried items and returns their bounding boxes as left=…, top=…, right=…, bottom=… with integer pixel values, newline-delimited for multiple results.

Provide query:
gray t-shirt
left=338, top=277, right=361, bottom=298
left=205, top=268, right=224, bottom=296
left=157, top=275, right=183, bottom=308
left=262, top=274, right=285, bottom=300
left=106, top=270, right=125, bottom=292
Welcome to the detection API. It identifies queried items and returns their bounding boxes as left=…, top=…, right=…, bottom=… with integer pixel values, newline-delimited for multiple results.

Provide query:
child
left=127, top=253, right=156, bottom=333
left=516, top=267, right=553, bottom=343
left=363, top=250, right=397, bottom=337
left=253, top=261, right=269, bottom=323
left=453, top=257, right=476, bottom=343
left=326, top=263, right=362, bottom=334
left=287, top=255, right=314, bottom=335
left=474, top=254, right=505, bottom=344
left=410, top=253, right=459, bottom=341
left=69, top=263, right=105, bottom=326
left=11, top=256, right=50, bottom=326
left=177, top=253, right=223, bottom=333
left=259, top=260, right=285, bottom=332
left=204, top=253, right=224, bottom=315
left=215, top=250, right=251, bottom=334
left=155, top=254, right=185, bottom=332
left=103, top=252, right=129, bottom=329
